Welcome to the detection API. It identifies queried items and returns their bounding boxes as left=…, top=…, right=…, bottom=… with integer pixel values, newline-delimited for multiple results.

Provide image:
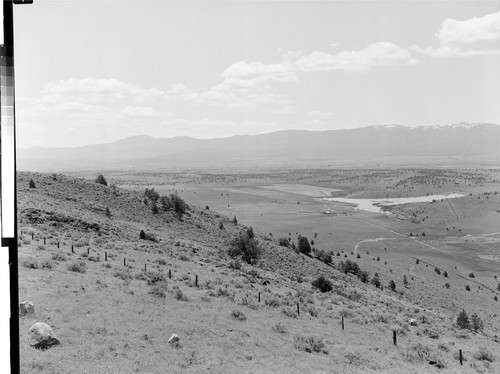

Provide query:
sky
left=5, top=0, right=500, bottom=147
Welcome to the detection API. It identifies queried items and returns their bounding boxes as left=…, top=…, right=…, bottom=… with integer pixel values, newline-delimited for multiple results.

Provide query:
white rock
left=19, top=301, right=35, bottom=316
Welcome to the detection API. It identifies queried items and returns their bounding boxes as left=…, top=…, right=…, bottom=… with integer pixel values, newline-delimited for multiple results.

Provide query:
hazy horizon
left=7, top=1, right=500, bottom=148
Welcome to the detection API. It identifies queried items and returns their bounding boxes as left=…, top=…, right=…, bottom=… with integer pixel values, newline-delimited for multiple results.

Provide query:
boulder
left=168, top=333, right=181, bottom=348
left=19, top=301, right=35, bottom=316
left=27, top=322, right=60, bottom=350
left=408, top=318, right=418, bottom=326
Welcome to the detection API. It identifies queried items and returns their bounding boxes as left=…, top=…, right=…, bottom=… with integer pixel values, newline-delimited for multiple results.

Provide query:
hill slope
left=16, top=172, right=500, bottom=373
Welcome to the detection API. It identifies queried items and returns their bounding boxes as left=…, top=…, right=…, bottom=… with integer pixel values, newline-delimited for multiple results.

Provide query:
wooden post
left=144, top=263, right=147, bottom=272
left=258, top=292, right=261, bottom=303
left=297, top=303, right=300, bottom=316
left=57, top=242, right=60, bottom=249
left=31, top=233, right=34, bottom=240
left=87, top=248, right=90, bottom=255
left=124, top=257, right=126, bottom=266
left=105, top=252, right=107, bottom=261
left=168, top=269, right=171, bottom=279
left=195, top=274, right=198, bottom=287
left=459, top=349, right=463, bottom=365
left=393, top=330, right=397, bottom=346
left=342, top=316, right=344, bottom=331
left=44, top=237, right=46, bottom=245
left=71, top=244, right=74, bottom=253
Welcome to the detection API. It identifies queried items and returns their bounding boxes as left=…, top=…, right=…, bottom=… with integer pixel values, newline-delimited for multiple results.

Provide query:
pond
left=323, top=193, right=464, bottom=213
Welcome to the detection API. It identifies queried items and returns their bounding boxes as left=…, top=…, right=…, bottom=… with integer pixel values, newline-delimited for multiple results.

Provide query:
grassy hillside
left=17, top=172, right=499, bottom=373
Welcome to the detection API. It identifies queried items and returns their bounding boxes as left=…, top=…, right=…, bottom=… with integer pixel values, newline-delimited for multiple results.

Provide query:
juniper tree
left=95, top=174, right=107, bottom=186
left=457, top=309, right=470, bottom=329
left=28, top=179, right=36, bottom=188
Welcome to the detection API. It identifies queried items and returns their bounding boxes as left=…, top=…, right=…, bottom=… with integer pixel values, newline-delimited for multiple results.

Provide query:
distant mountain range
left=18, top=123, right=500, bottom=170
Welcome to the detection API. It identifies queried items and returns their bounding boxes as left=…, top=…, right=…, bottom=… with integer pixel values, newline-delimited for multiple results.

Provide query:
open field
left=17, top=168, right=500, bottom=373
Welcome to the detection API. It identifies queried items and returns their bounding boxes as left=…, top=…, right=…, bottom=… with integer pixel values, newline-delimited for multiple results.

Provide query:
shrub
left=283, top=308, right=298, bottom=318
left=465, top=285, right=471, bottom=291
left=52, top=253, right=67, bottom=262
left=139, top=230, right=158, bottom=242
left=95, top=174, right=107, bottom=186
left=468, top=273, right=475, bottom=278
left=229, top=259, right=242, bottom=270
left=272, top=322, right=287, bottom=334
left=389, top=280, right=396, bottom=291
left=358, top=270, right=369, bottom=283
left=470, top=313, right=484, bottom=332
left=149, top=282, right=168, bottom=298
left=278, top=237, right=290, bottom=247
left=36, top=245, right=46, bottom=251
left=228, top=232, right=262, bottom=265
left=415, top=258, right=419, bottom=264
left=293, top=335, right=328, bottom=354
left=443, top=271, right=448, bottom=277
left=174, top=287, right=188, bottom=301
left=67, top=261, right=87, bottom=273
left=445, top=283, right=450, bottom=289
left=371, top=274, right=381, bottom=288
left=434, top=267, right=441, bottom=275
left=474, top=347, right=494, bottom=362
left=29, top=179, right=36, bottom=188
left=23, top=257, right=39, bottom=269
left=231, top=310, right=246, bottom=321
left=311, top=275, right=333, bottom=293
left=456, top=309, right=470, bottom=329
left=265, top=296, right=281, bottom=308
left=114, top=269, right=132, bottom=280
left=339, top=260, right=360, bottom=275
left=41, top=260, right=55, bottom=269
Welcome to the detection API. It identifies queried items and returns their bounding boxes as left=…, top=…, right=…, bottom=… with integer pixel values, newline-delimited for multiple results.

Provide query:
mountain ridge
left=18, top=123, right=500, bottom=170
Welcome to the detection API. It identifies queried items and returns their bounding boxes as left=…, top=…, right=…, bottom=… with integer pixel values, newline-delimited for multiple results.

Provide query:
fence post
left=297, top=303, right=300, bottom=316
left=459, top=349, right=463, bottom=365
left=342, top=316, right=344, bottom=331
left=31, top=233, right=34, bottom=240
left=393, top=330, right=397, bottom=346
left=57, top=242, right=60, bottom=249
left=168, top=269, right=171, bottom=279
left=105, top=252, right=107, bottom=261
left=87, top=248, right=90, bottom=255
left=258, top=292, right=261, bottom=303
left=124, top=257, right=126, bottom=266
left=44, top=237, right=46, bottom=245
left=144, top=263, right=147, bottom=272
left=195, top=274, right=198, bottom=287
left=71, top=244, right=74, bottom=253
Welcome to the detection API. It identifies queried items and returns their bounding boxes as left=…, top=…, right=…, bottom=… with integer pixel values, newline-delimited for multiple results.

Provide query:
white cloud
left=294, top=42, right=417, bottom=72
left=413, top=11, right=500, bottom=58
left=438, top=11, right=500, bottom=45
left=168, top=42, right=416, bottom=109
left=41, top=77, right=164, bottom=105
left=121, top=106, right=171, bottom=119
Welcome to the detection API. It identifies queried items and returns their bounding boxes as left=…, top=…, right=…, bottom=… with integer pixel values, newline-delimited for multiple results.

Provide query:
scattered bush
left=95, top=174, right=107, bottom=186
left=358, top=270, right=369, bottom=283
left=28, top=179, right=36, bottom=188
left=474, top=347, right=494, bottom=362
left=339, top=260, right=360, bottom=275
left=228, top=231, right=262, bottom=265
left=41, top=260, right=55, bottom=269
left=293, top=335, right=328, bottom=354
left=67, top=261, right=87, bottom=273
left=470, top=313, right=484, bottom=333
left=174, top=287, right=188, bottom=301
left=23, top=257, right=39, bottom=269
left=283, top=308, right=298, bottom=319
left=371, top=274, right=381, bottom=288
left=149, top=282, right=168, bottom=298
left=311, top=275, right=333, bottom=293
left=389, top=280, right=396, bottom=291
left=231, top=310, right=246, bottom=321
left=114, top=269, right=132, bottom=280
left=465, top=285, right=471, bottom=291
left=229, top=259, right=242, bottom=270
left=468, top=273, right=475, bottom=278
left=52, top=253, right=67, bottom=262
left=278, top=237, right=290, bottom=247
left=139, top=230, right=158, bottom=242
left=272, top=322, right=287, bottom=334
